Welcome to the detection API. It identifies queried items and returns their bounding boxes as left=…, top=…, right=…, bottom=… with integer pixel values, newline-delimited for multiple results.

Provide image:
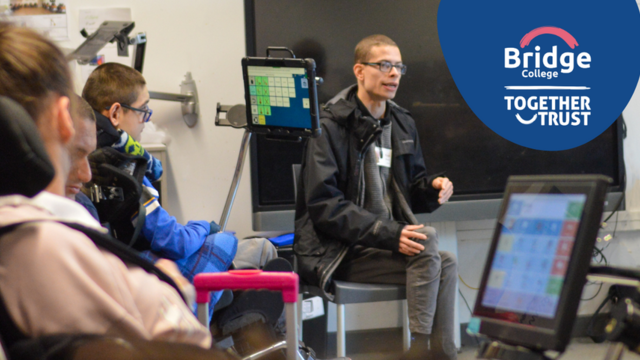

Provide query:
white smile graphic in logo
left=503, top=26, right=592, bottom=126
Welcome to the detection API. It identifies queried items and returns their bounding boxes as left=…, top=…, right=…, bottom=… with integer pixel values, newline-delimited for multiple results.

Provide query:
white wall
left=60, top=0, right=640, bottom=332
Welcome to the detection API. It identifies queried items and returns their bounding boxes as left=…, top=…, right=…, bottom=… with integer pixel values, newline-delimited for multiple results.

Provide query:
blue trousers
left=141, top=231, right=238, bottom=320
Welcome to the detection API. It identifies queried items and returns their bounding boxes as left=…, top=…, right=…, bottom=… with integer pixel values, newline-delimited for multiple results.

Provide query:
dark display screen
left=247, top=0, right=623, bottom=210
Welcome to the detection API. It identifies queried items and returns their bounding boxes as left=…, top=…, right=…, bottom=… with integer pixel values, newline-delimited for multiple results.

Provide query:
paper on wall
left=3, top=1, right=69, bottom=41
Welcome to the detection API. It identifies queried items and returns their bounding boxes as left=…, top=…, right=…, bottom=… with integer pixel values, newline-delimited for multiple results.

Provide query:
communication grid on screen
left=481, top=193, right=586, bottom=319
left=247, top=66, right=312, bottom=129
left=472, top=175, right=609, bottom=352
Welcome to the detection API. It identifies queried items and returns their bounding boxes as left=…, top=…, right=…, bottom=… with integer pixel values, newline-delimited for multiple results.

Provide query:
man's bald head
left=66, top=96, right=96, bottom=199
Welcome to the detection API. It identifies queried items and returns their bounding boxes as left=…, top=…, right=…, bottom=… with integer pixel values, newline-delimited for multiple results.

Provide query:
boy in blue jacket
left=81, top=63, right=237, bottom=317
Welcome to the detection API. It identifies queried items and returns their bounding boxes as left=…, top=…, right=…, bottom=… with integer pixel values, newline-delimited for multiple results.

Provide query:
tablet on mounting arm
left=242, top=57, right=320, bottom=138
left=472, top=175, right=610, bottom=352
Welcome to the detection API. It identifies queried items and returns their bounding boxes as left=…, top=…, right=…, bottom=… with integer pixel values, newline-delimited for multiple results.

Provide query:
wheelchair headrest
left=0, top=96, right=55, bottom=197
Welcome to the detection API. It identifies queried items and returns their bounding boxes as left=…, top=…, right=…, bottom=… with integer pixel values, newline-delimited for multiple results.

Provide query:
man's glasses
left=106, top=104, right=153, bottom=123
left=362, top=61, right=407, bottom=75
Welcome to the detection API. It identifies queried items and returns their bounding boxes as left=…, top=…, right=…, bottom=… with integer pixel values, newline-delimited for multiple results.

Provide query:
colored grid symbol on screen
left=566, top=202, right=584, bottom=219
left=561, top=221, right=578, bottom=237
left=546, top=277, right=563, bottom=295
left=556, top=239, right=573, bottom=257
left=551, top=258, right=568, bottom=276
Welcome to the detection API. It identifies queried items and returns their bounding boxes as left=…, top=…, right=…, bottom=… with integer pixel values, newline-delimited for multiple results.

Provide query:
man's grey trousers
left=334, top=226, right=458, bottom=359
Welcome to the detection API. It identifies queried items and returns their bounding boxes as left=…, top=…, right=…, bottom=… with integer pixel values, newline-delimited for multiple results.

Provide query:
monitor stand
left=219, top=128, right=252, bottom=232
left=478, top=338, right=629, bottom=360
left=217, top=128, right=303, bottom=232
left=477, top=341, right=554, bottom=360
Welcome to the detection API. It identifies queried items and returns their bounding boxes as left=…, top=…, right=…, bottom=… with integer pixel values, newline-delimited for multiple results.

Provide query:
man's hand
left=432, top=177, right=454, bottom=204
left=399, top=224, right=427, bottom=256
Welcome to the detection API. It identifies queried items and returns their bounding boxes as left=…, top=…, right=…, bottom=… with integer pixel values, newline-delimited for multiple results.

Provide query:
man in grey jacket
left=294, top=34, right=457, bottom=359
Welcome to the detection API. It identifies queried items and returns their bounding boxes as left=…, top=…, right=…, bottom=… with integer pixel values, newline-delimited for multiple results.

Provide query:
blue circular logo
left=438, top=0, right=640, bottom=150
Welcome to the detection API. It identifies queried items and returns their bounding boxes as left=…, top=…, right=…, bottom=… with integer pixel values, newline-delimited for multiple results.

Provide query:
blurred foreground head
left=0, top=22, right=76, bottom=196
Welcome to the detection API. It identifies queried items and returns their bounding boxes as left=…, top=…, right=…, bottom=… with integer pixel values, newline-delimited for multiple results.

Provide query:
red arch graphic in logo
left=519, top=26, right=579, bottom=49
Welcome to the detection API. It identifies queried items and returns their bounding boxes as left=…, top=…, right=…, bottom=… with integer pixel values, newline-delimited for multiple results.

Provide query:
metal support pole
left=337, top=303, right=346, bottom=357
left=219, top=129, right=252, bottom=232
left=241, top=341, right=286, bottom=360
left=298, top=293, right=304, bottom=340
left=603, top=342, right=625, bottom=360
left=286, top=303, right=299, bottom=360
left=197, top=303, right=209, bottom=328
left=402, top=299, right=411, bottom=351
left=148, top=91, right=194, bottom=102
left=148, top=72, right=200, bottom=127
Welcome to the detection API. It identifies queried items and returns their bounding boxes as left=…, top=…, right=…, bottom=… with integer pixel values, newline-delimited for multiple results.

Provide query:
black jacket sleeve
left=408, top=126, right=442, bottom=214
left=303, top=121, right=403, bottom=252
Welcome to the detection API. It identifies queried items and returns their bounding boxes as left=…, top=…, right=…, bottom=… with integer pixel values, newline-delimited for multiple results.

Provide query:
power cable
left=458, top=288, right=481, bottom=348
left=459, top=274, right=479, bottom=290
left=581, top=282, right=604, bottom=301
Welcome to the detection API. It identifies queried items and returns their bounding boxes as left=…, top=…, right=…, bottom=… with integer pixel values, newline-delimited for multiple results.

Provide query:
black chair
left=292, top=164, right=410, bottom=358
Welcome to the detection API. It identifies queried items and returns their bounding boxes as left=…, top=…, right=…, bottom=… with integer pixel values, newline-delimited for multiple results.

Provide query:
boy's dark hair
left=0, top=22, right=73, bottom=124
left=354, top=34, right=398, bottom=64
left=82, top=63, right=146, bottom=113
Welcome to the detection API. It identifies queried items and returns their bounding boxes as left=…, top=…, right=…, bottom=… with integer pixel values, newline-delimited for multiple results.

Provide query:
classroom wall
left=59, top=0, right=640, bottom=331
left=61, top=0, right=254, bottom=240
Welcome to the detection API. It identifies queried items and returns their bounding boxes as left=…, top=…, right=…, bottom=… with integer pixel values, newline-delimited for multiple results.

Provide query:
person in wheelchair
left=80, top=63, right=238, bottom=316
left=64, top=96, right=97, bottom=207
left=0, top=22, right=212, bottom=349
left=79, top=63, right=283, bottom=319
left=61, top=97, right=297, bottom=359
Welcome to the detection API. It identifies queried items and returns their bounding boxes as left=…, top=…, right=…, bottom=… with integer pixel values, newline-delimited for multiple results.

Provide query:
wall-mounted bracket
left=149, top=72, right=199, bottom=127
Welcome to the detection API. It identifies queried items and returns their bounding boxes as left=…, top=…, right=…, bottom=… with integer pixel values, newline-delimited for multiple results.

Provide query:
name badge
left=375, top=146, right=392, bottom=168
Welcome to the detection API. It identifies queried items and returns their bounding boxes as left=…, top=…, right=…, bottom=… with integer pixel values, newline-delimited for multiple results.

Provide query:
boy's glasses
left=105, top=104, right=153, bottom=123
left=121, top=104, right=153, bottom=123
